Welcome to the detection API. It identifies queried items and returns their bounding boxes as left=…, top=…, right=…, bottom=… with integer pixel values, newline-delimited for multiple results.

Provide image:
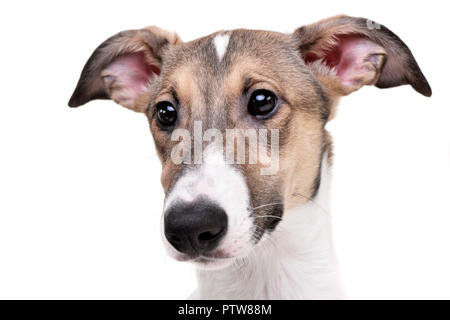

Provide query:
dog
left=69, top=15, right=431, bottom=299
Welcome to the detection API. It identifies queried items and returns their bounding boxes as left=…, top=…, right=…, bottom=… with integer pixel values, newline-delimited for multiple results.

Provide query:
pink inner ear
left=306, top=35, right=384, bottom=87
left=104, top=52, right=160, bottom=102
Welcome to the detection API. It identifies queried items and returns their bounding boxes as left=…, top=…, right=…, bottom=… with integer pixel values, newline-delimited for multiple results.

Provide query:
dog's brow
left=241, top=74, right=285, bottom=98
left=155, top=84, right=179, bottom=103
left=242, top=77, right=252, bottom=94
left=169, top=86, right=180, bottom=104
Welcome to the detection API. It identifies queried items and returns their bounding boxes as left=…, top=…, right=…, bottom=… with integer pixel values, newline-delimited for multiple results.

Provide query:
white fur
left=191, top=154, right=345, bottom=299
left=213, top=33, right=230, bottom=62
left=163, top=145, right=254, bottom=263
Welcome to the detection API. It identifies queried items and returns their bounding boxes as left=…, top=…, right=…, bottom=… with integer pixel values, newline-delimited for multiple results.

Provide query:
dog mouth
left=171, top=251, right=235, bottom=269
left=174, top=249, right=233, bottom=262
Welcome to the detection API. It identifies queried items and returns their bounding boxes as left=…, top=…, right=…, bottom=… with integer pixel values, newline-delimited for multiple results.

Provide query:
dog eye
left=156, top=101, right=177, bottom=127
left=247, top=89, right=278, bottom=118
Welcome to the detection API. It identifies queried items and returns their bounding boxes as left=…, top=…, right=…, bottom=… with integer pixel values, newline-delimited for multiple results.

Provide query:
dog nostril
left=167, top=233, right=182, bottom=244
left=198, top=228, right=223, bottom=242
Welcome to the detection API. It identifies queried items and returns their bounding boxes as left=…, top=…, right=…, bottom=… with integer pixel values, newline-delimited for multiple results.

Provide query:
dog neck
left=192, top=155, right=344, bottom=299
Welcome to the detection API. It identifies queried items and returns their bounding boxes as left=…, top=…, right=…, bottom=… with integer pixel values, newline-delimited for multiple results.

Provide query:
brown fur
left=69, top=15, right=431, bottom=236
left=139, top=30, right=330, bottom=232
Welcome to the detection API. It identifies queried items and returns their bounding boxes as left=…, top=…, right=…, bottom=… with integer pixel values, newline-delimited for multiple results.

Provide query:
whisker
left=252, top=215, right=282, bottom=220
left=251, top=202, right=283, bottom=211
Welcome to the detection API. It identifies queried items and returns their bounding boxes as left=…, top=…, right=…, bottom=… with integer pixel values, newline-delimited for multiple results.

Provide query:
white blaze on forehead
left=213, top=33, right=230, bottom=62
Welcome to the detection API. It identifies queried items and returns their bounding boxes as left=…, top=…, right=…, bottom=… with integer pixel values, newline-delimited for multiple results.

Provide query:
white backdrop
left=0, top=0, right=448, bottom=299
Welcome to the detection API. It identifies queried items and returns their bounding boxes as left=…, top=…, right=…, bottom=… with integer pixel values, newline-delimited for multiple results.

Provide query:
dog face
left=69, top=15, right=430, bottom=269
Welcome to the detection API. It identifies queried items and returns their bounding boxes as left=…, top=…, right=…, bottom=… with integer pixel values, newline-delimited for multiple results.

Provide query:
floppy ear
left=294, top=15, right=431, bottom=98
left=68, top=26, right=181, bottom=112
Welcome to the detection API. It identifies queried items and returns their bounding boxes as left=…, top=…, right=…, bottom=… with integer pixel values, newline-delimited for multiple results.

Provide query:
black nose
left=164, top=200, right=228, bottom=256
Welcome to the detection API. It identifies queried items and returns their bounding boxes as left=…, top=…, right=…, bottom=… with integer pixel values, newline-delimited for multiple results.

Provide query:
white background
left=0, top=0, right=449, bottom=299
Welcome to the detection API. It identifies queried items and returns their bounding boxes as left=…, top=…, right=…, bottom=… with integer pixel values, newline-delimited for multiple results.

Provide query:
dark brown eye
left=156, top=101, right=177, bottom=127
left=247, top=89, right=278, bottom=117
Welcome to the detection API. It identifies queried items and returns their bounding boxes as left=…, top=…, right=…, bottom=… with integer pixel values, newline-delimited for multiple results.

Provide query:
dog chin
left=192, top=257, right=234, bottom=270
left=170, top=252, right=238, bottom=270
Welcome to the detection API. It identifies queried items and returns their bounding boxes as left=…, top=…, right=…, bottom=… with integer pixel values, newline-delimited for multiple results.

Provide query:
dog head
left=69, top=15, right=431, bottom=269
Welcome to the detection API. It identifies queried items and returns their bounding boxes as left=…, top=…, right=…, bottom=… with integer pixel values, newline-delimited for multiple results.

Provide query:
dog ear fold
left=68, top=26, right=181, bottom=112
left=294, top=15, right=431, bottom=98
